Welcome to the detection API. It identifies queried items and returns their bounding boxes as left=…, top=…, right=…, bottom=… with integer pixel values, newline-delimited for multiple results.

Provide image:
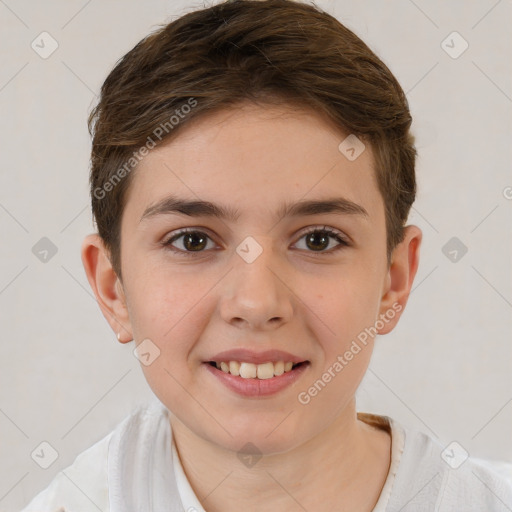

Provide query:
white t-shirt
left=20, top=396, right=512, bottom=512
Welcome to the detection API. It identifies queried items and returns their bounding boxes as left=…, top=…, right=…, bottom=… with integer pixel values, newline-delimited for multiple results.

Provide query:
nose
left=219, top=237, right=294, bottom=331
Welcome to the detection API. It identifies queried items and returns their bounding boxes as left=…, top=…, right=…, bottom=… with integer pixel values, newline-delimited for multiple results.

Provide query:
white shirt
left=169, top=409, right=405, bottom=512
left=21, top=396, right=512, bottom=512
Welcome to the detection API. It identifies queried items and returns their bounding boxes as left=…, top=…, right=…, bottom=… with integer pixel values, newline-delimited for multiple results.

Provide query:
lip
left=202, top=359, right=310, bottom=398
left=206, top=348, right=306, bottom=365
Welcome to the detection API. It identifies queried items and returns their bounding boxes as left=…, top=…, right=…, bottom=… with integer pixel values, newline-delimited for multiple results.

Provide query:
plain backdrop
left=1, top=0, right=511, bottom=510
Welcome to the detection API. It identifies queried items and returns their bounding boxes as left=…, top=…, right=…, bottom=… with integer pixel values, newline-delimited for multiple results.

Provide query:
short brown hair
left=88, top=0, right=416, bottom=280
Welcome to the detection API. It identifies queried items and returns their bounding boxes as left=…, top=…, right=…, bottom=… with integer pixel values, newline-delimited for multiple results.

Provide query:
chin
left=208, top=415, right=311, bottom=456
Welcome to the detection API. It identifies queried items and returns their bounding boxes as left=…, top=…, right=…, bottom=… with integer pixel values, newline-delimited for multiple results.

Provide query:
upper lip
left=206, top=349, right=307, bottom=365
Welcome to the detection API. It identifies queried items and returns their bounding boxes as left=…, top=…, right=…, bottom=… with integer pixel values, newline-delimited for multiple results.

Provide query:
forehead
left=123, top=102, right=382, bottom=224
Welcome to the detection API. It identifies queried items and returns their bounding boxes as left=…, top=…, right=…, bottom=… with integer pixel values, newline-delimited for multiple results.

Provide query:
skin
left=82, top=101, right=422, bottom=511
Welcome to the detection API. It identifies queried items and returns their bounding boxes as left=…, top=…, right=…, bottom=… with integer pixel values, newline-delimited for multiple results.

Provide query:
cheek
left=125, top=266, right=219, bottom=379
left=128, top=264, right=203, bottom=336
left=306, top=270, right=382, bottom=351
left=125, top=272, right=211, bottom=415
left=297, top=284, right=377, bottom=419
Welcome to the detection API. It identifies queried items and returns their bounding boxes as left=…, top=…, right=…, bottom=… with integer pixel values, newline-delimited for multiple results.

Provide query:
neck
left=170, top=401, right=391, bottom=512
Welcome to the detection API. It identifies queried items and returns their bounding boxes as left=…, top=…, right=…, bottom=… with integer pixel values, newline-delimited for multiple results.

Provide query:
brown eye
left=305, top=231, right=330, bottom=251
left=294, top=227, right=349, bottom=253
left=165, top=230, right=215, bottom=254
left=181, top=232, right=208, bottom=251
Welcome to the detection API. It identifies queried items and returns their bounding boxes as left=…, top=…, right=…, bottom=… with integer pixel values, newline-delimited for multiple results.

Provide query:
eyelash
left=161, top=226, right=350, bottom=257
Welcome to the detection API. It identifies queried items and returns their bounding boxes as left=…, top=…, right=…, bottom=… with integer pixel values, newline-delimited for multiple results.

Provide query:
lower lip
left=203, top=362, right=309, bottom=397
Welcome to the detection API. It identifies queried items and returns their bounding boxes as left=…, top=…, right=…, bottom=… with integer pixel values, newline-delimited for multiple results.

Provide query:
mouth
left=202, top=355, right=310, bottom=397
left=207, top=360, right=308, bottom=379
left=203, top=348, right=310, bottom=396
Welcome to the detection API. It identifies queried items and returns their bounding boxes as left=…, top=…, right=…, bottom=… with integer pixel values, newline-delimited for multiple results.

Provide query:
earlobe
left=377, top=225, right=422, bottom=335
left=81, top=234, right=133, bottom=343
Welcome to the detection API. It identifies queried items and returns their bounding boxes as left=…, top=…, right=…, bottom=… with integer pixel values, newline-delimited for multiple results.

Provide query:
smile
left=209, top=360, right=304, bottom=379
left=203, top=359, right=310, bottom=397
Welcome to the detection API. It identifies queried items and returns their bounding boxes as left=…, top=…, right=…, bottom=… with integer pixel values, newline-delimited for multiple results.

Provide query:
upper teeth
left=215, top=361, right=295, bottom=379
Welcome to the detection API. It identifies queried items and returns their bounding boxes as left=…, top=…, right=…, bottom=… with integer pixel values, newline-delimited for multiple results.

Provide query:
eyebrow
left=140, top=195, right=369, bottom=223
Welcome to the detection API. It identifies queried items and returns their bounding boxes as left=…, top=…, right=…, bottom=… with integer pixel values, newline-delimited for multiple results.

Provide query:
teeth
left=256, top=362, right=274, bottom=380
left=273, top=361, right=284, bottom=376
left=239, top=362, right=257, bottom=378
left=213, top=360, right=299, bottom=379
left=229, top=361, right=240, bottom=376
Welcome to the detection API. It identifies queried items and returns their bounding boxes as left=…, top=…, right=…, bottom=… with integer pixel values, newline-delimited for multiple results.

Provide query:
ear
left=376, top=225, right=422, bottom=335
left=81, top=234, right=133, bottom=343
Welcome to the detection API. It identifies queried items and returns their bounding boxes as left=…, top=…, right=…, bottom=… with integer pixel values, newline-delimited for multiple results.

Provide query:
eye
left=162, top=226, right=350, bottom=257
left=163, top=229, right=217, bottom=256
left=293, top=226, right=350, bottom=253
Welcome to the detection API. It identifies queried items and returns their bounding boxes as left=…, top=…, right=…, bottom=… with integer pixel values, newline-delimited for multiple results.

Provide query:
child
left=21, top=0, right=512, bottom=510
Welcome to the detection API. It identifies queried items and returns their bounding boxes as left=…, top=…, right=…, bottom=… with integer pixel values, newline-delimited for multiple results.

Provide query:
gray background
left=1, top=0, right=511, bottom=510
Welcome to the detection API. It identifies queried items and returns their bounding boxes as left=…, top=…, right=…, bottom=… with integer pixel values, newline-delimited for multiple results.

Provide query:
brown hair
left=88, top=0, right=416, bottom=280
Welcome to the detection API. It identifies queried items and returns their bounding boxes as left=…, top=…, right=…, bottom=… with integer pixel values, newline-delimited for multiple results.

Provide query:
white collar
left=171, top=434, right=207, bottom=511
left=108, top=397, right=184, bottom=512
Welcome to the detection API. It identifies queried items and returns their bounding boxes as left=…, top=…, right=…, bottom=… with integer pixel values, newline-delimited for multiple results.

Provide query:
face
left=85, top=102, right=419, bottom=455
